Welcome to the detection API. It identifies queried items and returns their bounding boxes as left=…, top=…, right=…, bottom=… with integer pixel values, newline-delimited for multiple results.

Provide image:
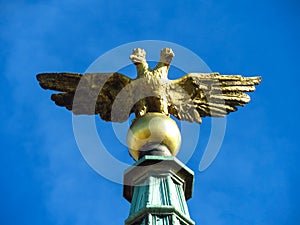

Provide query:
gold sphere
left=127, top=113, right=181, bottom=161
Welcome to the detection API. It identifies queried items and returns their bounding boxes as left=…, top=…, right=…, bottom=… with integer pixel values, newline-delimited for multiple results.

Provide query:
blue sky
left=1, top=0, right=300, bottom=224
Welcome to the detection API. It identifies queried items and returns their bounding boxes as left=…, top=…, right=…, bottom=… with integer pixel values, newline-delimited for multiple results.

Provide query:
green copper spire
left=123, top=156, right=195, bottom=225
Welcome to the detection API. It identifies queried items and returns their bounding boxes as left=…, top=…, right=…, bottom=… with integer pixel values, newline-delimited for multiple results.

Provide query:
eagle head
left=129, top=48, right=146, bottom=64
left=159, top=48, right=175, bottom=65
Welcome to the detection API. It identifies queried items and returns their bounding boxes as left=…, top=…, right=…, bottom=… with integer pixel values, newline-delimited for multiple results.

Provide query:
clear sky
left=1, top=0, right=299, bottom=224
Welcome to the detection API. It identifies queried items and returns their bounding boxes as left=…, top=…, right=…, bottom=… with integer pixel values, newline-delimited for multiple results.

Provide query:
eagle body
left=133, top=57, right=171, bottom=117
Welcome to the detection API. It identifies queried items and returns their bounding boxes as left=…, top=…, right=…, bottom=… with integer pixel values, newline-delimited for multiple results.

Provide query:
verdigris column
left=123, top=156, right=195, bottom=225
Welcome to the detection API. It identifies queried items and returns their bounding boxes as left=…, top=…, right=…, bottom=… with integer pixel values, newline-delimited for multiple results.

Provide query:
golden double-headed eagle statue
left=37, top=48, right=261, bottom=124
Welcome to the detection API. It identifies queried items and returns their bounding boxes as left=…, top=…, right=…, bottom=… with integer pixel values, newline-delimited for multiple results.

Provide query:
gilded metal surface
left=36, top=48, right=261, bottom=123
left=127, top=113, right=181, bottom=160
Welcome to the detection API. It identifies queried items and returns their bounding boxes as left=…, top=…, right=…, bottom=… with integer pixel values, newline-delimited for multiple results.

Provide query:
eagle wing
left=168, top=72, right=262, bottom=123
left=36, top=72, right=132, bottom=122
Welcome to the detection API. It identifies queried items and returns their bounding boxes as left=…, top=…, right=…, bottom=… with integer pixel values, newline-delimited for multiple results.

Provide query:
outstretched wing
left=168, top=72, right=262, bottom=123
left=36, top=72, right=132, bottom=122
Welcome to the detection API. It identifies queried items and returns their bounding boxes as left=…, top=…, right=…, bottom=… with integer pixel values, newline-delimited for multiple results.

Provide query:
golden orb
left=127, top=113, right=181, bottom=161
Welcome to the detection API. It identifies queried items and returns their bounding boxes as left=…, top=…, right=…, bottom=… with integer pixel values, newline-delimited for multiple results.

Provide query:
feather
left=36, top=72, right=132, bottom=122
left=168, top=73, right=261, bottom=123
